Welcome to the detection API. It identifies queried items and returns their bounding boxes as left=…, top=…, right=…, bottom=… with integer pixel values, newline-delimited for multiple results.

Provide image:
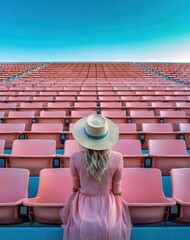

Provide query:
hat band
left=84, top=128, right=109, bottom=140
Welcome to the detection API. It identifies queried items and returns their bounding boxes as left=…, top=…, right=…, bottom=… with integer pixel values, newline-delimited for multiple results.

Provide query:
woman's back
left=71, top=150, right=123, bottom=196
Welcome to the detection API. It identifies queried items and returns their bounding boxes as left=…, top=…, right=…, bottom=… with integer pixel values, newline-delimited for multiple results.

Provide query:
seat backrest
left=130, top=110, right=154, bottom=117
left=36, top=168, right=73, bottom=202
left=171, top=168, right=190, bottom=201
left=117, top=123, right=137, bottom=133
left=47, top=102, right=70, bottom=108
left=8, top=111, right=35, bottom=117
left=100, top=102, right=122, bottom=107
left=71, top=110, right=96, bottom=117
left=11, top=139, right=56, bottom=155
left=0, top=103, right=17, bottom=108
left=40, top=111, right=65, bottom=117
left=31, top=123, right=63, bottom=132
left=0, top=111, right=5, bottom=118
left=148, top=139, right=187, bottom=155
left=176, top=102, right=190, bottom=107
left=64, top=140, right=80, bottom=156
left=142, top=123, right=173, bottom=132
left=20, top=102, right=43, bottom=108
left=0, top=123, right=25, bottom=132
left=179, top=123, right=190, bottom=132
left=151, top=102, right=173, bottom=107
left=126, top=102, right=148, bottom=107
left=112, top=139, right=142, bottom=155
left=0, top=168, right=29, bottom=202
left=122, top=168, right=164, bottom=202
left=101, top=110, right=126, bottom=117
left=160, top=110, right=186, bottom=117
left=74, top=102, right=97, bottom=107
left=0, top=140, right=5, bottom=154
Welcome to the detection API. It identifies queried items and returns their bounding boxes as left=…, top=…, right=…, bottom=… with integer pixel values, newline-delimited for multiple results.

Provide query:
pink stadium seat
left=32, top=96, right=54, bottom=107
left=0, top=103, right=17, bottom=117
left=101, top=110, right=127, bottom=123
left=151, top=102, right=175, bottom=116
left=99, top=102, right=123, bottom=109
left=148, top=139, right=190, bottom=175
left=171, top=168, right=190, bottom=223
left=23, top=168, right=72, bottom=224
left=19, top=102, right=43, bottom=116
left=0, top=139, right=5, bottom=154
left=0, top=168, right=29, bottom=224
left=112, top=139, right=147, bottom=167
left=7, top=96, right=30, bottom=106
left=129, top=110, right=159, bottom=131
left=179, top=123, right=190, bottom=149
left=0, top=123, right=25, bottom=149
left=142, top=123, right=178, bottom=149
left=36, top=110, right=66, bottom=126
left=3, top=111, right=35, bottom=131
left=122, top=168, right=176, bottom=224
left=117, top=123, right=140, bottom=139
left=176, top=102, right=190, bottom=116
left=5, top=139, right=56, bottom=176
left=24, top=123, right=64, bottom=148
left=159, top=110, right=188, bottom=131
left=45, top=102, right=70, bottom=116
left=58, top=140, right=80, bottom=167
left=125, top=102, right=150, bottom=115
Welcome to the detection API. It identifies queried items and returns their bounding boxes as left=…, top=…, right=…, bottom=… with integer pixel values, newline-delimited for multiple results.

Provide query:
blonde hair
left=81, top=146, right=111, bottom=181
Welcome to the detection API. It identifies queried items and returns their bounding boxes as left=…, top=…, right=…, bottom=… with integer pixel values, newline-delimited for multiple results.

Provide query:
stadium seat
left=112, top=139, right=147, bottom=167
left=122, top=168, right=176, bottom=224
left=58, top=140, right=80, bottom=167
left=24, top=123, right=64, bottom=148
left=23, top=168, right=72, bottom=224
left=3, top=111, right=35, bottom=131
left=129, top=110, right=159, bottom=131
left=19, top=102, right=43, bottom=116
left=179, top=123, right=190, bottom=149
left=171, top=168, right=190, bottom=223
left=142, top=123, right=178, bottom=149
left=0, top=168, right=29, bottom=224
left=159, top=110, right=188, bottom=131
left=148, top=139, right=190, bottom=175
left=101, top=110, right=127, bottom=123
left=5, top=139, right=56, bottom=176
left=36, top=110, right=66, bottom=126
left=117, top=123, right=140, bottom=139
left=0, top=123, right=25, bottom=149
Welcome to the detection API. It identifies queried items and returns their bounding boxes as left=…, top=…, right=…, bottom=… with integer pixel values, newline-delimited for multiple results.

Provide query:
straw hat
left=72, top=114, right=119, bottom=150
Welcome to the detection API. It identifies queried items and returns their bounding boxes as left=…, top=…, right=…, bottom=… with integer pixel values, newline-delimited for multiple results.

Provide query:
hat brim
left=72, top=116, right=119, bottom=150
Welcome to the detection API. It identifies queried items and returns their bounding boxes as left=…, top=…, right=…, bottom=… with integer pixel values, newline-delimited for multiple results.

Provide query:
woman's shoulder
left=111, top=150, right=123, bottom=159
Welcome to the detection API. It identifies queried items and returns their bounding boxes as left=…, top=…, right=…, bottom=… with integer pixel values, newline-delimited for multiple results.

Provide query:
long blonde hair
left=81, top=146, right=111, bottom=181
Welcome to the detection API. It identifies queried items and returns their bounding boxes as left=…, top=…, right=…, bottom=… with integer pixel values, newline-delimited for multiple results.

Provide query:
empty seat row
left=1, top=167, right=190, bottom=225
left=0, top=138, right=190, bottom=176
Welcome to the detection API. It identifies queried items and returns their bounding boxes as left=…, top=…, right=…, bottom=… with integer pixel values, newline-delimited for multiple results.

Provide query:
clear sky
left=0, top=0, right=190, bottom=62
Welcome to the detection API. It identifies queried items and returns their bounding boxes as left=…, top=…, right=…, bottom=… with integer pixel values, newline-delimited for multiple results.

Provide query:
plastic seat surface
left=121, top=168, right=176, bottom=224
left=23, top=168, right=72, bottom=224
left=0, top=123, right=25, bottom=149
left=112, top=139, right=147, bottom=167
left=5, top=139, right=56, bottom=176
left=171, top=168, right=190, bottom=223
left=0, top=168, right=29, bottom=224
left=148, top=139, right=190, bottom=175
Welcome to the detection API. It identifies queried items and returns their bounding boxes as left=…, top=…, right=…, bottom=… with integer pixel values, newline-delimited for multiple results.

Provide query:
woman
left=60, top=114, right=132, bottom=240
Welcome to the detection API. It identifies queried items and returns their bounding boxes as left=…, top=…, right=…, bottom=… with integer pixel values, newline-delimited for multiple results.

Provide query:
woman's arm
left=112, top=153, right=123, bottom=195
left=70, top=153, right=81, bottom=192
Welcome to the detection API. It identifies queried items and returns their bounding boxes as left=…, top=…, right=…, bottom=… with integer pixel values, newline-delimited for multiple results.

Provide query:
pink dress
left=59, top=151, right=132, bottom=240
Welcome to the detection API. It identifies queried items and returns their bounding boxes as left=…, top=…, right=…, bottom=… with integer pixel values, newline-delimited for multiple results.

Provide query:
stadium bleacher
left=0, top=62, right=190, bottom=240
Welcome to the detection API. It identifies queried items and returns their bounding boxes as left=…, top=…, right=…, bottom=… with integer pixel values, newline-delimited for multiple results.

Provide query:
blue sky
left=0, top=0, right=190, bottom=62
